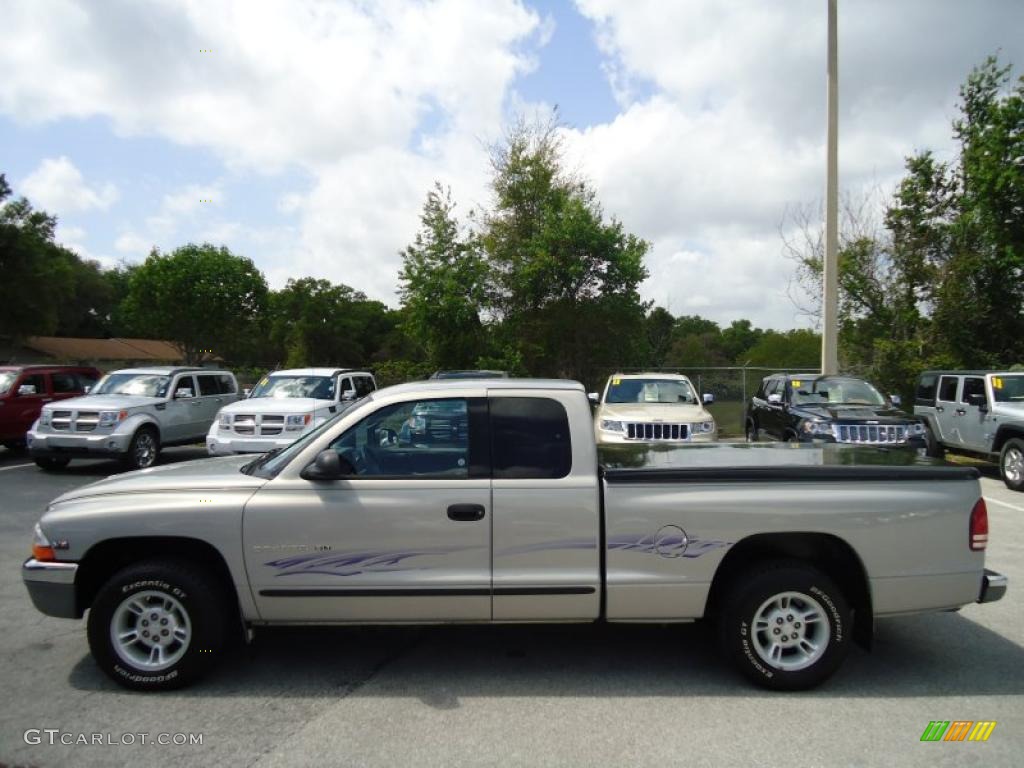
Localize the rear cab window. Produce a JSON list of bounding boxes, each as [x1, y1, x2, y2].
[[961, 377, 986, 403], [489, 397, 572, 479]]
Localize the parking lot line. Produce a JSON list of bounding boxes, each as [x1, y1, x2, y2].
[[985, 497, 1024, 513], [0, 463, 34, 473]]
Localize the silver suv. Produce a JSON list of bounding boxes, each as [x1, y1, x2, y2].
[[27, 366, 240, 471], [914, 370, 1024, 491]]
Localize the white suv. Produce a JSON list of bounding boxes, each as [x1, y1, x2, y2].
[[592, 372, 717, 444], [207, 368, 375, 455]]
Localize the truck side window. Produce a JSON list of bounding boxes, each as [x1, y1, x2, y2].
[[938, 376, 959, 402], [330, 398, 471, 478], [490, 397, 571, 479], [915, 374, 937, 405], [17, 373, 46, 396], [218, 374, 236, 394], [961, 377, 986, 403]]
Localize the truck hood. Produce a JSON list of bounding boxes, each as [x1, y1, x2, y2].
[[790, 404, 914, 423], [42, 394, 162, 411], [219, 397, 327, 414], [50, 455, 265, 505], [599, 403, 713, 423]]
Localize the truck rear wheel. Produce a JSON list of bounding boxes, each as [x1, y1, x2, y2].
[[1000, 438, 1024, 492], [719, 561, 851, 690], [87, 560, 227, 691]]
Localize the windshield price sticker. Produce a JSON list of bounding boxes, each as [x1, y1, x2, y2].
[[993, 377, 1004, 389]]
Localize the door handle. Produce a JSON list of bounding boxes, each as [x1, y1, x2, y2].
[[955, 408, 966, 416], [447, 503, 485, 522], [191, 401, 202, 406], [936, 406, 945, 413]]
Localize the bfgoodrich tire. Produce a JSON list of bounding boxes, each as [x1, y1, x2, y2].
[[87, 560, 227, 691], [1000, 438, 1024, 492], [719, 561, 852, 691]]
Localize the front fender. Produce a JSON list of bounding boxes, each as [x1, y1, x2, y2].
[[113, 412, 162, 439]]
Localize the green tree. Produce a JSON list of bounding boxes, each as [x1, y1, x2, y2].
[[398, 183, 488, 368], [745, 329, 821, 369], [121, 243, 268, 364], [0, 175, 76, 339], [480, 116, 649, 380], [268, 277, 392, 368]]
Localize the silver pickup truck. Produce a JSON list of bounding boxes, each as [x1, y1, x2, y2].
[[22, 379, 1006, 692]]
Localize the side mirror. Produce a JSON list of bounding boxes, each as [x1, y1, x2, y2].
[[967, 393, 988, 411], [341, 389, 356, 401], [889, 394, 902, 407], [83, 384, 92, 394], [17, 384, 37, 396], [702, 393, 715, 405], [587, 393, 600, 404], [767, 393, 783, 405], [243, 388, 252, 398], [300, 449, 354, 481], [174, 388, 194, 399]]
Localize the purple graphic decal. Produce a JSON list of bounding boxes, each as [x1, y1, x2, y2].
[[266, 545, 480, 577]]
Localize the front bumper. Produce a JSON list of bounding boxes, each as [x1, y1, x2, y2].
[[977, 568, 1007, 604], [22, 558, 80, 618], [207, 433, 298, 455], [596, 431, 718, 445], [27, 429, 132, 458]]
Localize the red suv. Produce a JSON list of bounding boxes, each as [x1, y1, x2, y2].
[[0, 365, 101, 451]]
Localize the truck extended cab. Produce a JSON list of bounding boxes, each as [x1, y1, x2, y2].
[[22, 379, 1006, 692]]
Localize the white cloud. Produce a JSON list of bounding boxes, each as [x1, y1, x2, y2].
[[562, 0, 1024, 328], [20, 156, 118, 213], [162, 183, 223, 216], [114, 231, 152, 255], [55, 223, 118, 268]]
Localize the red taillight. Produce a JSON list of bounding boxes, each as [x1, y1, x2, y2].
[[970, 498, 989, 551]]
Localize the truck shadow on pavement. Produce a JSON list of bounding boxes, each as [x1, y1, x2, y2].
[[67, 610, 1023, 701]]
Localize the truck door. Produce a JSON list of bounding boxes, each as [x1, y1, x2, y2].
[[957, 376, 991, 451], [935, 376, 961, 444], [489, 392, 601, 621], [194, 374, 227, 437], [244, 396, 492, 622]]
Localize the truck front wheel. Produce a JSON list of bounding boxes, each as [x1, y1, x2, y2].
[[87, 560, 227, 691], [1000, 438, 1024, 492], [719, 561, 851, 690]]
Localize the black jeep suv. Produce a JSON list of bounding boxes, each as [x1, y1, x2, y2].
[[745, 373, 928, 449]]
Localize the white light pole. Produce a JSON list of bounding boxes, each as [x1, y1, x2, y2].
[[822, 0, 839, 375]]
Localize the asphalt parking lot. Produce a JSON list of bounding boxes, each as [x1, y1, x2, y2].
[[0, 446, 1021, 767]]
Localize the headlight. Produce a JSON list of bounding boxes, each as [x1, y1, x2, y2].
[[801, 420, 833, 436], [693, 420, 715, 434], [40, 410, 52, 426], [600, 419, 624, 432], [909, 422, 926, 435], [98, 410, 127, 427], [218, 413, 232, 429], [286, 414, 312, 431]]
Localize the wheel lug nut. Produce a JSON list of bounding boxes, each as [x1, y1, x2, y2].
[[795, 622, 801, 629], [160, 618, 168, 626], [773, 628, 780, 635], [787, 615, 794, 621], [151, 613, 158, 620], [161, 629, 169, 636], [142, 630, 149, 638], [776, 617, 783, 625], [142, 620, 149, 626]]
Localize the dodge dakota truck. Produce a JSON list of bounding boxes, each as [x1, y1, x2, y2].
[[22, 379, 1006, 692]]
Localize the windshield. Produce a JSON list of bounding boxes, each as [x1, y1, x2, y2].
[[791, 377, 886, 407], [243, 393, 378, 478], [0, 371, 16, 395], [605, 378, 696, 404], [250, 375, 335, 400], [92, 373, 170, 398], [992, 375, 1024, 403]]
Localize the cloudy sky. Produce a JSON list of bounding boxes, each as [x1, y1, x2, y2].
[[2, 0, 1021, 329]]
